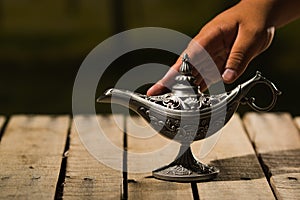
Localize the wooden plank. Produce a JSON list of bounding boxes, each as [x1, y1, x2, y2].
[[63, 115, 123, 200], [0, 116, 5, 131], [294, 117, 300, 131], [244, 113, 300, 200], [126, 116, 193, 200], [194, 114, 275, 199], [0, 115, 69, 200]]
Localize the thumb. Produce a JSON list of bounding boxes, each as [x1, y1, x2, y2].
[[222, 28, 257, 83]]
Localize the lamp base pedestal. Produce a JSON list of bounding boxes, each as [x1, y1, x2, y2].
[[152, 144, 219, 182]]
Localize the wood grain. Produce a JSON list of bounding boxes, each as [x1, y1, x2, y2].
[[126, 116, 193, 200], [244, 113, 300, 200], [194, 114, 275, 199], [2, 113, 295, 199], [0, 115, 70, 200], [63, 115, 123, 200]]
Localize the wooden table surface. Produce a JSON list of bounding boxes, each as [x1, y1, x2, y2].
[[0, 113, 299, 200]]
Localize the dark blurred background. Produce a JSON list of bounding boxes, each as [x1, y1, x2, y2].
[[0, 0, 299, 115]]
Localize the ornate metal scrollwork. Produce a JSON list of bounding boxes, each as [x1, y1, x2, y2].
[[98, 53, 281, 182]]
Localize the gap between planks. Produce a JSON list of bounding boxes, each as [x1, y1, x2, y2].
[[125, 114, 275, 199], [125, 115, 193, 200], [0, 116, 7, 141], [193, 114, 275, 200], [244, 113, 300, 200], [61, 113, 300, 199], [0, 115, 70, 200], [63, 115, 123, 200], [1, 113, 287, 199]]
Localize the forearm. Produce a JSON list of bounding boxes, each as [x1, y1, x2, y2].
[[271, 0, 300, 27], [242, 0, 300, 28]]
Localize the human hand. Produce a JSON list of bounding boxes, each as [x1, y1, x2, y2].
[[147, 0, 276, 96]]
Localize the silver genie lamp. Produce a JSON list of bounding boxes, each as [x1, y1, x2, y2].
[[97, 53, 281, 182]]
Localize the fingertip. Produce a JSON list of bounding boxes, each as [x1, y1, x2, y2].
[[222, 68, 238, 83], [146, 85, 155, 96], [146, 83, 169, 96]]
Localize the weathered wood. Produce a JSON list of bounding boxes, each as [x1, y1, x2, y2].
[[126, 116, 193, 200], [0, 115, 69, 200], [194, 114, 275, 199], [63, 115, 123, 200], [244, 113, 300, 200], [294, 117, 300, 131]]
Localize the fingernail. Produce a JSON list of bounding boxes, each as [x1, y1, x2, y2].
[[222, 69, 237, 82]]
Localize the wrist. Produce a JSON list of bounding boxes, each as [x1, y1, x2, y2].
[[239, 0, 276, 26]]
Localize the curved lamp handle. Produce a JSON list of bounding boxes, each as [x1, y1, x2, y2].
[[240, 72, 282, 112]]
